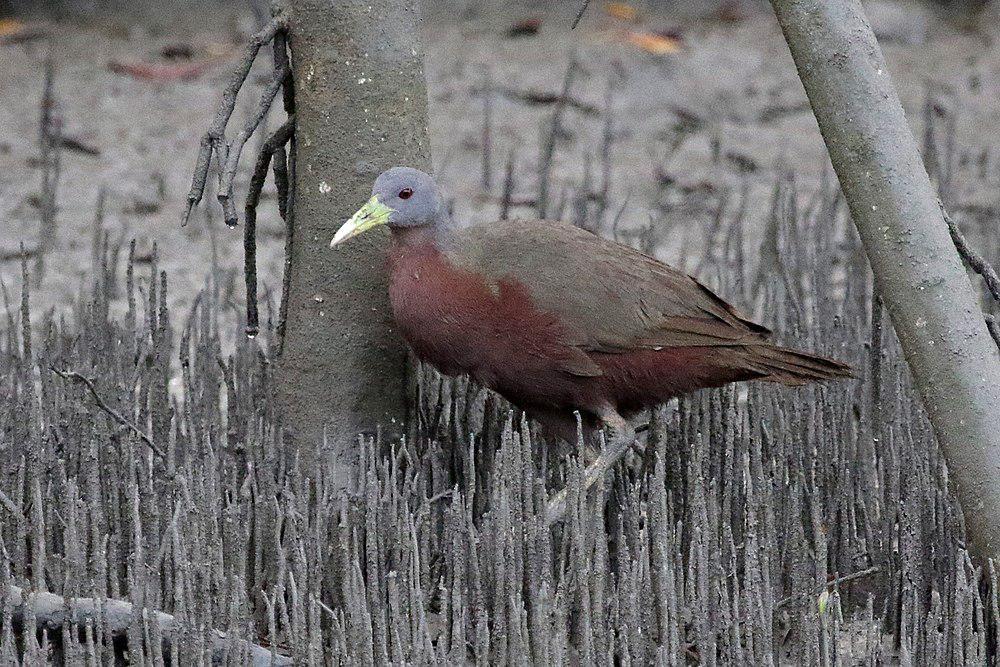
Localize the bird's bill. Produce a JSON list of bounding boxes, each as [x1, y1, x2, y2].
[[330, 196, 393, 247]]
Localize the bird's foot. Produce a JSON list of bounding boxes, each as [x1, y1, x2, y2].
[[543, 408, 634, 527]]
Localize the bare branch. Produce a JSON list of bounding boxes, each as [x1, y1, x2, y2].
[[3, 585, 291, 666], [537, 56, 578, 218], [774, 566, 883, 610], [941, 200, 1000, 304], [35, 48, 61, 286], [571, 0, 592, 29], [243, 117, 295, 338], [50, 368, 165, 458], [218, 64, 290, 227], [941, 200, 1000, 349], [182, 14, 286, 226], [988, 315, 1000, 349]]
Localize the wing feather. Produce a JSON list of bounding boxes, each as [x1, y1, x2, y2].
[[448, 218, 770, 354]]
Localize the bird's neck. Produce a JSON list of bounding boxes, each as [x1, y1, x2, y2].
[[390, 212, 455, 251]]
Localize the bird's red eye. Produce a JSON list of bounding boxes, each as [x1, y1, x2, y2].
[[398, 188, 414, 200]]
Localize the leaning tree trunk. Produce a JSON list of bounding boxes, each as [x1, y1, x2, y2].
[[279, 0, 431, 484], [769, 0, 1000, 560]]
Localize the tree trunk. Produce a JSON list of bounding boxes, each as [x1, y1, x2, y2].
[[279, 0, 431, 485], [768, 0, 1000, 559]]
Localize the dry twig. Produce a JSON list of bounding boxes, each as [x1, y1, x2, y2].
[[217, 63, 290, 227], [182, 14, 286, 226], [35, 49, 61, 286], [941, 200, 1000, 348], [571, 0, 592, 28], [243, 117, 295, 337], [537, 56, 579, 218], [774, 566, 883, 610], [50, 368, 165, 458]]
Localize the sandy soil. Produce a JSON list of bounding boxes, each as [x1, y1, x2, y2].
[[1, 0, 998, 319]]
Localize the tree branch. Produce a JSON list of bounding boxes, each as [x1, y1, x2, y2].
[[941, 200, 1000, 349], [768, 0, 1000, 560], [217, 64, 290, 227], [243, 117, 295, 338], [2, 585, 291, 666], [571, 0, 592, 29], [50, 368, 165, 458], [182, 14, 286, 226], [774, 566, 883, 610]]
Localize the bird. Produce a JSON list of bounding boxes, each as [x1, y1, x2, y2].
[[332, 167, 852, 520]]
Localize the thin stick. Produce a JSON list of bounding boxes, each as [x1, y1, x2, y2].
[[941, 201, 1000, 302], [35, 47, 60, 286], [988, 315, 1000, 349], [500, 147, 516, 221], [277, 135, 296, 352], [218, 64, 290, 227], [537, 56, 578, 219], [571, 0, 592, 29], [481, 68, 493, 192], [243, 117, 295, 338], [0, 247, 38, 262], [182, 15, 285, 226], [272, 11, 295, 116], [50, 368, 165, 458], [774, 566, 883, 610], [597, 78, 614, 226], [869, 295, 884, 410], [273, 143, 289, 221], [941, 200, 1000, 348]]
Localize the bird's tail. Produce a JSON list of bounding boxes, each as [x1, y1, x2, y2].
[[744, 344, 854, 386]]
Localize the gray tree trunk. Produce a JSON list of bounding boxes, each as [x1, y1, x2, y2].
[[769, 0, 1000, 560], [279, 0, 431, 484]]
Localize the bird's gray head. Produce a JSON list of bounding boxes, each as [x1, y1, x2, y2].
[[331, 167, 445, 247]]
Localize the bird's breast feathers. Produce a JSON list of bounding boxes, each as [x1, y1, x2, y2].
[[387, 244, 601, 380]]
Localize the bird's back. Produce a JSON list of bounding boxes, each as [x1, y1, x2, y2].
[[447, 218, 773, 354]]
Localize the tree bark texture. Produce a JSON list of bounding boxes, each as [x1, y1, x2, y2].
[[769, 0, 1000, 559], [280, 0, 431, 483]]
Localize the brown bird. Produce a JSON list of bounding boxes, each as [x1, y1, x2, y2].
[[333, 167, 852, 520]]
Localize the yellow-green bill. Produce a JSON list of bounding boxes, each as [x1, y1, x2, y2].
[[330, 196, 394, 247]]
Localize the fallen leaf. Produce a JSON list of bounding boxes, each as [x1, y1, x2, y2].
[[108, 58, 217, 82], [0, 18, 24, 37], [0, 19, 48, 45], [506, 18, 541, 38], [604, 2, 638, 21], [60, 136, 101, 157], [624, 30, 682, 55], [160, 43, 194, 61]]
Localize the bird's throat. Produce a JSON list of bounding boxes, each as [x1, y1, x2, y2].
[[390, 211, 455, 250]]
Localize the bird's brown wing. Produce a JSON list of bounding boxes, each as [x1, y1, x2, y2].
[[447, 218, 772, 357]]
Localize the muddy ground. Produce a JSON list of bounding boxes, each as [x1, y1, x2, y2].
[[1, 0, 998, 321]]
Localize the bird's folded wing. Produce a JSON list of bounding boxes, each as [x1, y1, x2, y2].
[[450, 218, 770, 354]]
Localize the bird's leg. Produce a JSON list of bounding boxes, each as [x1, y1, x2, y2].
[[544, 407, 634, 527]]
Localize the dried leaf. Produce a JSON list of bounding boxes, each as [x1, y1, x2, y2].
[[623, 30, 682, 55], [0, 19, 23, 37], [108, 59, 217, 82], [506, 18, 541, 38], [0, 19, 48, 45], [604, 2, 638, 21]]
